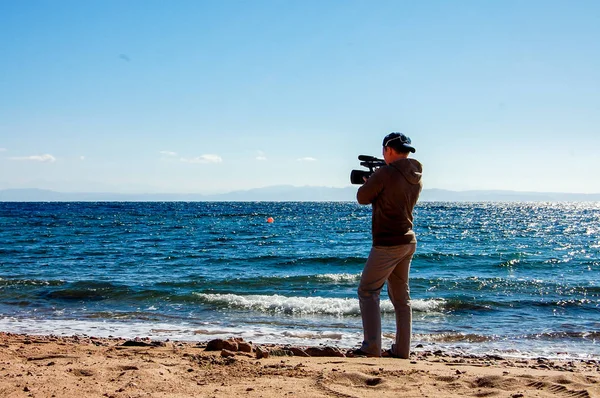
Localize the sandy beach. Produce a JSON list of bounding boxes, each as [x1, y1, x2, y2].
[[1, 332, 598, 398]]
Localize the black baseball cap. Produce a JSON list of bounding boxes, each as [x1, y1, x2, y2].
[[382, 132, 416, 153]]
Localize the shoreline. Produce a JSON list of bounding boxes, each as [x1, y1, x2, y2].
[[3, 317, 598, 362], [1, 332, 599, 398]]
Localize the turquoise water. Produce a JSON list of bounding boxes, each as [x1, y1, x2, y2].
[[0, 202, 598, 359]]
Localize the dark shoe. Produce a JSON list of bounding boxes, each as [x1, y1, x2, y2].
[[347, 348, 380, 358], [381, 349, 407, 359]]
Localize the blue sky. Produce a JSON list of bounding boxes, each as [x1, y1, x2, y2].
[[1, 0, 599, 194]]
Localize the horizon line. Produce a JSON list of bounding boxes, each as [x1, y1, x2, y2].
[[1, 187, 600, 196]]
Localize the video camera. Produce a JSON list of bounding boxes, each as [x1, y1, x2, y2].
[[350, 155, 386, 184]]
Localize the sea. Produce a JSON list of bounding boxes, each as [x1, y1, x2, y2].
[[0, 201, 598, 360]]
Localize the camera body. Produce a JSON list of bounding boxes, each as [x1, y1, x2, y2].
[[350, 155, 386, 184]]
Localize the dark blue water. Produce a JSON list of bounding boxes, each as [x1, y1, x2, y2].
[[0, 202, 598, 359]]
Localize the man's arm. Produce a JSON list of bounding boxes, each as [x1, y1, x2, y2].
[[356, 168, 385, 204]]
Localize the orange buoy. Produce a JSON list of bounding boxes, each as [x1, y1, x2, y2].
[[267, 217, 274, 223]]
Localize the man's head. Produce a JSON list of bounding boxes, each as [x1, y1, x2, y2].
[[382, 132, 415, 164]]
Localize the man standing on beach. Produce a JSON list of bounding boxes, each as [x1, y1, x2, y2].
[[355, 132, 423, 358]]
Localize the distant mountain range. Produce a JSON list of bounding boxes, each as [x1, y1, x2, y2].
[[1, 187, 600, 202]]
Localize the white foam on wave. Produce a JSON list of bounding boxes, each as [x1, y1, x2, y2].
[[282, 330, 344, 340], [411, 298, 446, 313], [0, 316, 195, 340], [194, 293, 445, 315], [0, 316, 363, 348], [195, 293, 360, 316], [313, 273, 361, 283]]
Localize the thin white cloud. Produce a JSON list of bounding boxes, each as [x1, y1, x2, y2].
[[255, 150, 267, 161], [297, 157, 317, 162], [160, 151, 178, 156], [0, 148, 7, 152], [80, 156, 85, 161], [180, 154, 223, 164], [9, 154, 56, 163]]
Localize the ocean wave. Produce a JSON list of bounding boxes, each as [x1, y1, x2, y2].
[[209, 254, 366, 267], [85, 311, 163, 321], [313, 273, 361, 283], [498, 258, 522, 267], [11, 274, 360, 303], [282, 330, 344, 340], [241, 255, 366, 266], [414, 332, 495, 343], [0, 278, 65, 287], [426, 296, 598, 312], [167, 272, 362, 288], [43, 281, 131, 301], [192, 293, 445, 316], [526, 298, 600, 308], [233, 272, 361, 284], [413, 275, 600, 296], [442, 299, 494, 312], [292, 256, 366, 265], [194, 293, 359, 315], [524, 331, 600, 340], [413, 330, 600, 344]]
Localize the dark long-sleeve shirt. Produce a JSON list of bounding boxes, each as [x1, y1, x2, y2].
[[357, 158, 423, 246]]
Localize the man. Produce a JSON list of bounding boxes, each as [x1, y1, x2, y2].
[[355, 132, 423, 358]]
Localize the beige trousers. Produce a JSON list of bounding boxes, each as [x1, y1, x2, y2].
[[358, 244, 415, 358]]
